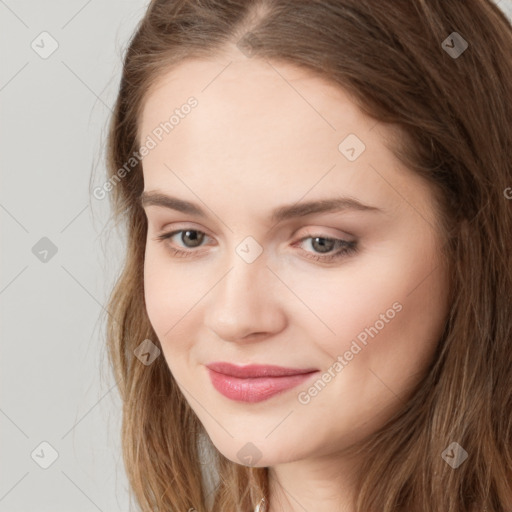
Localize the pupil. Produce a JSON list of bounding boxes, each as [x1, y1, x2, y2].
[[312, 237, 334, 253], [183, 230, 203, 247]]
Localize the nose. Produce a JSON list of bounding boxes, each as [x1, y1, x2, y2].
[[203, 255, 287, 343]]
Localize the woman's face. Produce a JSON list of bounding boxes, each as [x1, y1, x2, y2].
[[139, 54, 450, 468]]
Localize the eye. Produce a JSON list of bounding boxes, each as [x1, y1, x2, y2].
[[154, 229, 211, 257], [294, 234, 357, 262], [153, 228, 358, 263]]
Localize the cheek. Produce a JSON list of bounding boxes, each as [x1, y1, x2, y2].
[[143, 246, 209, 359], [143, 247, 188, 348], [295, 238, 449, 386], [143, 248, 168, 330]]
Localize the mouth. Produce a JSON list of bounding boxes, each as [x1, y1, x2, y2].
[[205, 362, 319, 403]]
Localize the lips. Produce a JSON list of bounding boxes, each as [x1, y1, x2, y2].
[[206, 362, 318, 378], [206, 362, 319, 402]]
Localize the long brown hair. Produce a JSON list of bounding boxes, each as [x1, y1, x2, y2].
[[98, 1, 512, 510]]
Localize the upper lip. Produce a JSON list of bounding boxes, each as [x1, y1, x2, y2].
[[206, 362, 319, 378]]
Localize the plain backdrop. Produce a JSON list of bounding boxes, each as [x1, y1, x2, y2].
[[1, 1, 511, 511]]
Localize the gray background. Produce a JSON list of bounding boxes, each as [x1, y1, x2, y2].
[[1, 1, 511, 510]]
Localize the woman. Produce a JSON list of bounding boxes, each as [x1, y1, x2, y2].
[[101, 0, 512, 510]]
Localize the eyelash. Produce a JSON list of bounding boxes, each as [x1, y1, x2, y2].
[[154, 228, 357, 263]]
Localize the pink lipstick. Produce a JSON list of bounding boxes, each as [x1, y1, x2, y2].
[[206, 362, 319, 403]]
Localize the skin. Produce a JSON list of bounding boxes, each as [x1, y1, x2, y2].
[[139, 48, 451, 512]]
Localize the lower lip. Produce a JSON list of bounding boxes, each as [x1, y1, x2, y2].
[[207, 368, 318, 403]]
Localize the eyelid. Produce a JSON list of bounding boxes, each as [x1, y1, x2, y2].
[[156, 221, 214, 238], [154, 224, 357, 255], [154, 222, 354, 243], [294, 225, 356, 247], [156, 228, 358, 265]]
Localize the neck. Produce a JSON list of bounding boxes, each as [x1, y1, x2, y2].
[[266, 451, 361, 512]]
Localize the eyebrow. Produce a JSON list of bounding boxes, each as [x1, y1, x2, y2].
[[140, 190, 383, 223]]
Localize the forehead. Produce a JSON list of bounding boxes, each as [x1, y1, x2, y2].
[[139, 56, 371, 150], [137, 56, 433, 226]]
